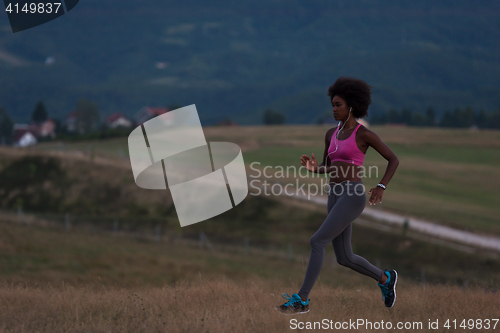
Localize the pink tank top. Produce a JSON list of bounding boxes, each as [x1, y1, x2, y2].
[[327, 123, 365, 166]]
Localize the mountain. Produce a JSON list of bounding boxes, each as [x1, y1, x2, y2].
[[1, 0, 499, 125]]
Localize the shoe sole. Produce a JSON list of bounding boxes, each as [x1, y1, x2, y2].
[[274, 307, 310, 315], [387, 270, 398, 308]]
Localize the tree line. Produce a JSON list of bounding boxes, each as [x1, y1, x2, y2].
[[2, 103, 500, 145], [369, 106, 500, 129]]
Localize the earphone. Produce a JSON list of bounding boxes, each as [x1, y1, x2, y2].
[[323, 107, 353, 192], [327, 107, 352, 157]]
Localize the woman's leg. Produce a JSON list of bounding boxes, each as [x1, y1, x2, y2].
[[297, 187, 366, 300], [333, 223, 384, 281]]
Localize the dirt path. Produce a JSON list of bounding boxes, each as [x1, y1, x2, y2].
[[288, 184, 500, 253]]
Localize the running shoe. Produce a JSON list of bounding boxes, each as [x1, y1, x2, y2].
[[378, 269, 397, 308], [275, 293, 310, 315]]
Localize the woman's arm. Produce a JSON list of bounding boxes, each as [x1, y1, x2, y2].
[[360, 129, 399, 205]]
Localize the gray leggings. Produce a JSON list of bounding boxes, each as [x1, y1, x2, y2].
[[298, 181, 384, 299]]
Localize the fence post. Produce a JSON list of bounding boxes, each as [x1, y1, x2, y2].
[[65, 213, 71, 232], [403, 216, 410, 236], [113, 219, 119, 237], [287, 243, 293, 262], [155, 224, 161, 243], [168, 231, 177, 244], [199, 231, 204, 250], [198, 232, 213, 253], [244, 236, 249, 255], [17, 206, 22, 224]]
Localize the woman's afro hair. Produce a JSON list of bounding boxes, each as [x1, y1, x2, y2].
[[328, 77, 372, 118]]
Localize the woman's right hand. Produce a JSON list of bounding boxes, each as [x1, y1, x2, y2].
[[300, 153, 318, 173]]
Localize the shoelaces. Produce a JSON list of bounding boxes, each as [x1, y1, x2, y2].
[[282, 293, 301, 306]]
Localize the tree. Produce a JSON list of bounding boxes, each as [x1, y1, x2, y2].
[[410, 112, 427, 126], [439, 110, 454, 127], [369, 109, 387, 125], [386, 109, 400, 123], [316, 111, 332, 125], [486, 108, 500, 129], [474, 109, 487, 128], [0, 108, 14, 145], [439, 107, 474, 128], [425, 107, 436, 126], [400, 108, 412, 125], [460, 106, 475, 128], [75, 99, 100, 134], [263, 109, 285, 125], [32, 101, 48, 124]]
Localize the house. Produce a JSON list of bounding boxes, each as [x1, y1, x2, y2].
[[12, 125, 37, 147], [134, 107, 169, 125], [65, 111, 77, 132], [105, 113, 132, 129], [30, 119, 56, 138]]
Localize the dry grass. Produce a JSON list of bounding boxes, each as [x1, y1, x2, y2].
[[1, 208, 500, 332], [0, 277, 499, 332], [0, 147, 174, 218], [1, 126, 497, 332], [1, 213, 500, 331]]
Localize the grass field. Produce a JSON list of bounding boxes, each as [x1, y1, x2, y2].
[[2, 277, 499, 332], [3, 211, 500, 288], [1, 217, 500, 332], [2, 141, 500, 289], [3, 125, 499, 331], [29, 125, 500, 235]]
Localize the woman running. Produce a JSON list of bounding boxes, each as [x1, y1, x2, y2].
[[277, 77, 400, 314]]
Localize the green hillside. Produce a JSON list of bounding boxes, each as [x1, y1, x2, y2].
[[20, 124, 500, 236], [1, 0, 500, 124]]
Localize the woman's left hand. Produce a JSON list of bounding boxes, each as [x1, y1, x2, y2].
[[300, 153, 318, 173], [368, 187, 384, 205]]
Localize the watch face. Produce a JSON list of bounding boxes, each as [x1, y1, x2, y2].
[[4, 0, 79, 33]]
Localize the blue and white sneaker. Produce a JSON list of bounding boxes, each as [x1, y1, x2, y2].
[[378, 269, 397, 308], [275, 293, 310, 314]]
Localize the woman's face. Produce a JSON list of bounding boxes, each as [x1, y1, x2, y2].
[[331, 95, 350, 121]]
